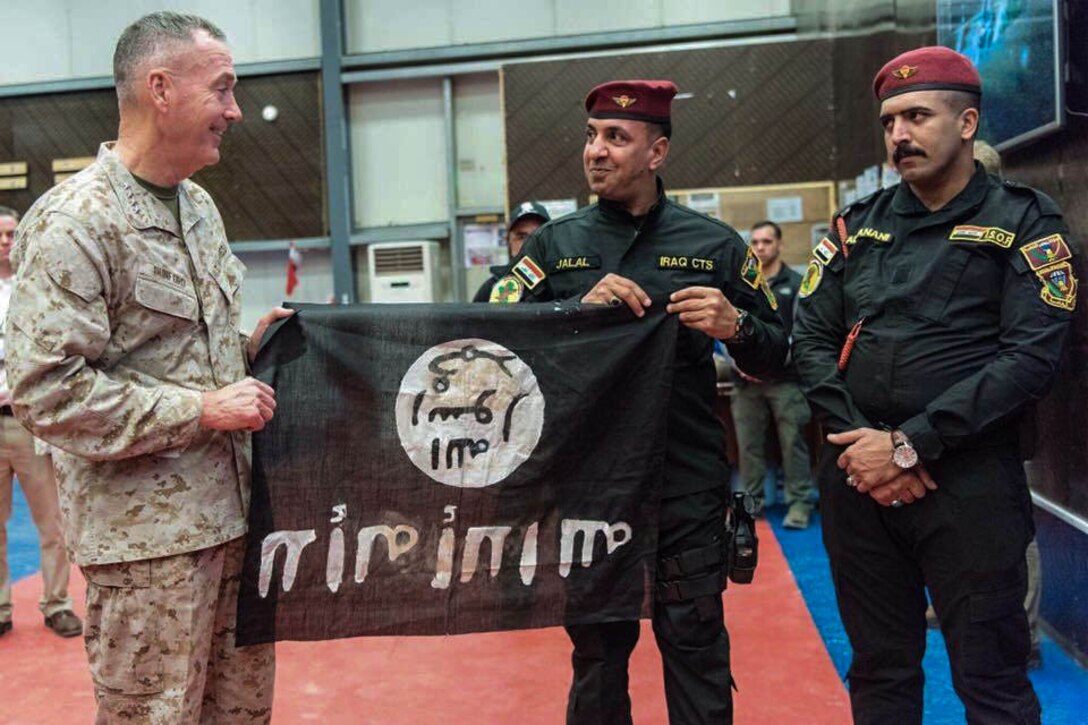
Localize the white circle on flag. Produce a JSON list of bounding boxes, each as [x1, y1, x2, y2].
[[395, 338, 545, 488]]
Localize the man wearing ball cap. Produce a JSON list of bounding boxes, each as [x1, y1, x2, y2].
[[794, 46, 1076, 723], [509, 79, 788, 723]]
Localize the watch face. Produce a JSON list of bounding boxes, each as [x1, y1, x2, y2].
[[893, 445, 919, 469]]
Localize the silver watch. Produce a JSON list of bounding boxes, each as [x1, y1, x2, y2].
[[891, 429, 918, 469]]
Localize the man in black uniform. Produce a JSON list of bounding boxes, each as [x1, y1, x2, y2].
[[501, 79, 787, 724], [731, 220, 815, 528], [472, 201, 550, 302], [793, 47, 1076, 724]]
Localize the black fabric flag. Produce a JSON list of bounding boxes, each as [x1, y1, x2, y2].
[[237, 303, 678, 644]]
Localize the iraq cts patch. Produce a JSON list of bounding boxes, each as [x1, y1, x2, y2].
[[512, 256, 546, 289], [798, 259, 823, 298], [740, 247, 762, 289], [1020, 234, 1072, 271], [948, 225, 1016, 248], [489, 275, 523, 303], [1035, 261, 1078, 311]]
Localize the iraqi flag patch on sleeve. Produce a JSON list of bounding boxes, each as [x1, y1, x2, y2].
[[512, 256, 546, 289]]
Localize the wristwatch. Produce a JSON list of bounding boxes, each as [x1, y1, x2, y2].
[[732, 308, 754, 343], [891, 429, 919, 469]]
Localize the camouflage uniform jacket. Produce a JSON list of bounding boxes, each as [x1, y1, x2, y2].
[[4, 143, 251, 566]]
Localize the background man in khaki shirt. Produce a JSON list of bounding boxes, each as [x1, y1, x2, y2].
[[0, 205, 81, 640], [5, 12, 290, 722]]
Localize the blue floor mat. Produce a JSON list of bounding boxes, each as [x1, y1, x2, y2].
[[767, 505, 1088, 724]]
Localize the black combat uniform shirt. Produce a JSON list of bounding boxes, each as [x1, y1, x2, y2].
[[512, 180, 789, 496], [793, 164, 1077, 461], [472, 265, 507, 302]]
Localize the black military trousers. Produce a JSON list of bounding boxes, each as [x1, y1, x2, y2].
[[819, 442, 1041, 725], [565, 487, 732, 725]]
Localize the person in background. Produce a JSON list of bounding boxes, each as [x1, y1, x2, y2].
[[793, 47, 1075, 723], [5, 12, 291, 722], [730, 220, 815, 528], [0, 205, 81, 639], [474, 201, 551, 303]]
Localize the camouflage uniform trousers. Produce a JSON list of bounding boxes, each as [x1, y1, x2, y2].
[[81, 537, 275, 724]]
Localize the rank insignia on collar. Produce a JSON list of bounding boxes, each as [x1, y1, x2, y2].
[[892, 65, 918, 79], [1036, 261, 1078, 311], [1020, 234, 1072, 271], [489, 275, 523, 304], [612, 95, 636, 108], [760, 277, 779, 310], [740, 247, 762, 289], [813, 237, 838, 265], [512, 256, 546, 289], [948, 225, 1015, 248], [799, 259, 823, 298]]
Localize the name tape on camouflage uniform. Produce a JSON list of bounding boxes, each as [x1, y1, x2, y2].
[[813, 238, 838, 265], [799, 259, 823, 298], [489, 275, 523, 304], [948, 225, 1016, 248], [1020, 234, 1072, 272], [1036, 261, 1078, 311], [740, 247, 761, 289], [512, 256, 546, 289], [551, 255, 601, 272], [658, 255, 716, 272]]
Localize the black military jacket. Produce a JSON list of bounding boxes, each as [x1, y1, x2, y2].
[[512, 180, 788, 496], [793, 165, 1077, 461]]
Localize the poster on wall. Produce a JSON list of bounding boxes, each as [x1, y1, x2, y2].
[[464, 223, 507, 267]]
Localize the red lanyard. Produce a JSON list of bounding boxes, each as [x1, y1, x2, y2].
[[838, 317, 866, 372]]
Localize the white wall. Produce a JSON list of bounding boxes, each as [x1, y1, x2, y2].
[[345, 0, 791, 53], [236, 247, 334, 333], [0, 0, 320, 86]]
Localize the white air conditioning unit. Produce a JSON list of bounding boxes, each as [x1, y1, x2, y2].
[[367, 241, 441, 303]]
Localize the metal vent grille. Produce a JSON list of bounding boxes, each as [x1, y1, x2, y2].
[[373, 246, 425, 273]]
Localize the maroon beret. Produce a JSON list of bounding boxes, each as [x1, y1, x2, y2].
[[584, 80, 678, 124], [873, 46, 981, 101]]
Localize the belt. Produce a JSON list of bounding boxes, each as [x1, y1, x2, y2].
[[0, 405, 13, 416]]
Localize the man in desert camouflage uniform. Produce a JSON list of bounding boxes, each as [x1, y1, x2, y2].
[[5, 12, 290, 723]]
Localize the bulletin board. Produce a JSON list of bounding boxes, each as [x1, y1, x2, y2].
[[670, 181, 837, 268]]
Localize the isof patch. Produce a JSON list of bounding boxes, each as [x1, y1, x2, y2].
[[512, 256, 546, 289], [1020, 234, 1072, 271], [948, 225, 1016, 248], [798, 259, 824, 298], [488, 275, 523, 304], [1036, 261, 1078, 311], [550, 255, 601, 273], [739, 247, 761, 289], [658, 255, 716, 272], [760, 277, 779, 311], [813, 237, 838, 265]]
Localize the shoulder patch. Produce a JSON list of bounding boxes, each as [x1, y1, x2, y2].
[[511, 256, 546, 289], [488, 275, 523, 304], [760, 276, 779, 310], [813, 237, 838, 265], [948, 225, 1015, 248], [798, 260, 824, 298], [739, 247, 761, 289], [1036, 261, 1078, 311], [1020, 234, 1072, 271]]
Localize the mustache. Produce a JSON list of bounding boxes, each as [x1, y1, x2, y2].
[[893, 144, 926, 163]]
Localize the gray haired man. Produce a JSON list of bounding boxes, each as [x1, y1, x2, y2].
[[5, 12, 290, 722]]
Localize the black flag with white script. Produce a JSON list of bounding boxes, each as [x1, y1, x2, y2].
[[236, 303, 677, 644]]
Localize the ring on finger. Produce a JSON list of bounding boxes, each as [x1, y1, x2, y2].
[[608, 296, 622, 306], [890, 498, 904, 508], [846, 475, 858, 488]]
